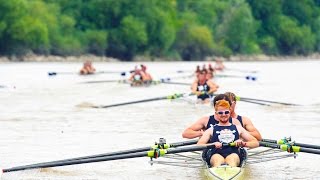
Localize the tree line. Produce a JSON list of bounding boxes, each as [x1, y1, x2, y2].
[[0, 0, 319, 61]]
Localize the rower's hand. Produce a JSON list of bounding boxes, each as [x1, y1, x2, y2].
[[235, 140, 247, 147], [214, 142, 222, 149]]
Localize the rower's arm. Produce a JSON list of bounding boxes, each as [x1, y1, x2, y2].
[[237, 125, 259, 148], [128, 74, 134, 81], [197, 127, 213, 145], [182, 116, 208, 139], [243, 117, 262, 141], [207, 80, 219, 94], [191, 81, 201, 95]]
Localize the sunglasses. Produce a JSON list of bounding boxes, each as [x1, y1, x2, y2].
[[216, 110, 230, 115]]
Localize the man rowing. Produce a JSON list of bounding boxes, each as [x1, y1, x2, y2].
[[79, 60, 96, 75], [191, 69, 219, 104], [128, 67, 147, 86], [140, 64, 153, 83], [206, 63, 215, 80], [213, 59, 225, 71], [182, 94, 241, 138], [182, 93, 261, 140], [197, 99, 259, 167]]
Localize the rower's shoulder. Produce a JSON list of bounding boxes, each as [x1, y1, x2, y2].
[[240, 115, 253, 124], [231, 117, 241, 125]]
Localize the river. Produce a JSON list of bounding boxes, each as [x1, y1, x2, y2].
[[0, 60, 319, 180]]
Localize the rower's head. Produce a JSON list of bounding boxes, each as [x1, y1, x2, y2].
[[198, 69, 207, 80], [206, 71, 214, 80], [141, 64, 147, 71], [195, 65, 201, 75], [225, 92, 237, 112], [214, 99, 231, 123], [212, 94, 232, 107]]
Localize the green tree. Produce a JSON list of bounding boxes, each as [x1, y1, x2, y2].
[[107, 15, 147, 60], [174, 25, 214, 60], [275, 15, 315, 54], [216, 1, 260, 54]]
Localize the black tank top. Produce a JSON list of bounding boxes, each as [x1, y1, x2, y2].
[[209, 124, 240, 155], [206, 115, 232, 130], [236, 115, 244, 127]]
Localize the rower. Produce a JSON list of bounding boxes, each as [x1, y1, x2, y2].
[[128, 65, 151, 86], [191, 69, 219, 103], [195, 65, 201, 77], [206, 64, 215, 80], [79, 60, 96, 75], [129, 69, 145, 86], [225, 92, 262, 140], [140, 64, 153, 84], [182, 94, 242, 139], [197, 99, 259, 167], [213, 58, 225, 71]]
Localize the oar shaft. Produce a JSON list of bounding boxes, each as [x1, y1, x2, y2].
[[262, 139, 320, 149], [94, 97, 168, 108], [3, 151, 148, 173], [93, 93, 189, 108], [241, 99, 271, 106], [294, 143, 320, 150], [13, 139, 198, 168], [259, 142, 320, 155], [239, 97, 299, 106], [161, 82, 190, 86], [82, 80, 126, 84], [299, 147, 320, 154], [170, 139, 198, 147]]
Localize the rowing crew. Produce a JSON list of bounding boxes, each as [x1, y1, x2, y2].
[[80, 61, 96, 75], [192, 69, 219, 103], [182, 92, 261, 167], [128, 64, 153, 86]]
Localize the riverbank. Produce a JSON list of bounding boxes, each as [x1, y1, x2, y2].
[[1, 53, 320, 62]]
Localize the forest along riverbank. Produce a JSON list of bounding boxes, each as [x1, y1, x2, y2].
[[1, 54, 320, 63]]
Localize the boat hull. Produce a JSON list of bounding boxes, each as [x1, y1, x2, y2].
[[207, 165, 242, 180]]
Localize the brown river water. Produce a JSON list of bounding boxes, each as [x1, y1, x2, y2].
[[0, 60, 319, 180]]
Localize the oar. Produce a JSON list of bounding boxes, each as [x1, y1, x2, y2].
[[210, 94, 298, 106], [2, 139, 198, 173], [81, 79, 128, 84], [92, 93, 194, 108], [259, 142, 320, 155], [160, 81, 190, 86], [262, 138, 320, 150], [2, 142, 228, 173], [240, 99, 271, 106], [225, 68, 258, 74], [48, 71, 129, 76], [236, 96, 300, 106], [215, 74, 257, 81]]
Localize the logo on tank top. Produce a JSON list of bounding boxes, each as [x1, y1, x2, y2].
[[134, 74, 142, 81], [198, 85, 207, 91], [216, 129, 236, 143]]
